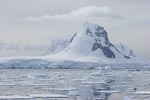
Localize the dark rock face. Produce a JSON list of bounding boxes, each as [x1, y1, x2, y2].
[[92, 43, 115, 58], [129, 50, 135, 57], [70, 33, 77, 43], [90, 25, 116, 58], [85, 28, 92, 35], [92, 43, 102, 51], [124, 55, 130, 59], [95, 26, 110, 45], [102, 47, 115, 58]]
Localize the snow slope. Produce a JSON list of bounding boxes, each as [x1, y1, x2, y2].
[[0, 22, 149, 69]]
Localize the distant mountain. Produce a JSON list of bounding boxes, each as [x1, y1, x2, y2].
[[42, 40, 70, 55]]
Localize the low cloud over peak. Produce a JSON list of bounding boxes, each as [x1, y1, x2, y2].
[[24, 6, 123, 21]]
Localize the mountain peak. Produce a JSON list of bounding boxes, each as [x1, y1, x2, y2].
[[62, 22, 119, 58], [62, 22, 136, 59], [83, 22, 111, 47], [84, 22, 103, 29], [83, 22, 104, 35]]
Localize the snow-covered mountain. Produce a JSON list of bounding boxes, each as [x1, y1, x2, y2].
[[42, 40, 70, 55], [0, 22, 149, 69], [50, 22, 136, 61], [44, 22, 135, 59]]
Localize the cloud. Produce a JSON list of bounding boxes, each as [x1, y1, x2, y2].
[[0, 42, 48, 51], [0, 42, 20, 51], [6, 44, 20, 51], [0, 42, 6, 50], [23, 44, 48, 51], [25, 6, 123, 21]]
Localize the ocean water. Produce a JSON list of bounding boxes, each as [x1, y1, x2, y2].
[[0, 68, 150, 100]]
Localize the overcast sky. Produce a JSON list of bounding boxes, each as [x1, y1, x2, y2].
[[0, 0, 150, 60]]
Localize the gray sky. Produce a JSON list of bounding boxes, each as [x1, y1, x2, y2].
[[0, 0, 150, 60]]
